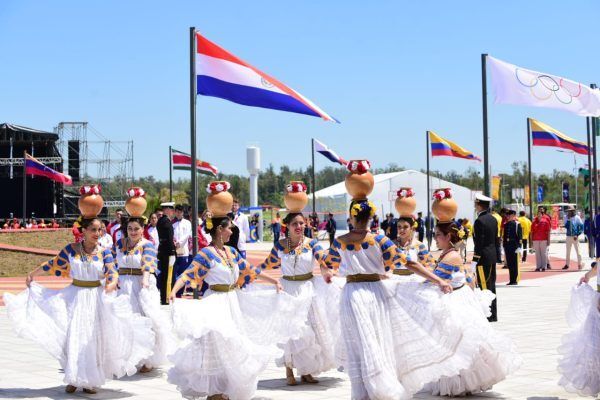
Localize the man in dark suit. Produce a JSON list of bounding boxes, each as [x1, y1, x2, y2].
[[157, 202, 176, 305], [503, 209, 522, 285], [472, 194, 499, 322], [416, 212, 425, 243], [326, 213, 337, 246]]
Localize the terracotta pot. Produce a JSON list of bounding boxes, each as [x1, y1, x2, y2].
[[126, 196, 147, 217], [207, 191, 234, 217], [345, 171, 374, 200], [78, 194, 104, 218], [285, 191, 308, 213], [432, 194, 458, 223], [395, 196, 416, 217]]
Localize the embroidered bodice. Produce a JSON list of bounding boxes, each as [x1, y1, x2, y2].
[[41, 243, 118, 284]]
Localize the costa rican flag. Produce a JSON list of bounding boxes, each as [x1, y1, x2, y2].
[[172, 148, 219, 177], [196, 33, 338, 122], [25, 153, 72, 185], [313, 138, 347, 165]]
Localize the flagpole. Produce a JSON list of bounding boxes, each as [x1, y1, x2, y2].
[[169, 146, 173, 202], [190, 27, 198, 256], [426, 130, 431, 250], [481, 53, 490, 197], [311, 138, 316, 218], [22, 151, 27, 226], [586, 116, 594, 257], [526, 118, 533, 220], [591, 84, 598, 215]]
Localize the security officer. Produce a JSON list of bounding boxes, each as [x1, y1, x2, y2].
[[157, 202, 176, 305], [503, 209, 522, 285], [472, 194, 499, 322]]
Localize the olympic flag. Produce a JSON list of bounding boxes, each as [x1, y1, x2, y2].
[[488, 56, 600, 117]]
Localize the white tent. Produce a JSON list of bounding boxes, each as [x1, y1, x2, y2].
[[308, 169, 481, 229]]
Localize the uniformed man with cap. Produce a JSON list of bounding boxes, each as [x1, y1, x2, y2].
[[157, 202, 176, 305], [472, 194, 499, 322]]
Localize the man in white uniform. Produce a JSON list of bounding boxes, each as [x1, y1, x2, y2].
[[232, 199, 250, 259], [172, 205, 192, 297]]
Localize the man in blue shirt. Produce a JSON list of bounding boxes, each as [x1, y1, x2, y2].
[[564, 206, 584, 270]]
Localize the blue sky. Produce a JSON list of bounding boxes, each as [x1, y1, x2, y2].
[[1, 1, 598, 180]]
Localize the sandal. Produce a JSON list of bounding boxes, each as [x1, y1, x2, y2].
[[65, 385, 77, 393], [286, 367, 297, 386], [301, 374, 319, 384], [83, 388, 97, 394]]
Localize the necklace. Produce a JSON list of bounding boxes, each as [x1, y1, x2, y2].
[[351, 229, 369, 234], [286, 235, 304, 275], [212, 245, 235, 278], [79, 241, 97, 263], [126, 237, 141, 252]]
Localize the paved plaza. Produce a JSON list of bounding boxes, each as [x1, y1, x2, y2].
[[0, 241, 595, 399]]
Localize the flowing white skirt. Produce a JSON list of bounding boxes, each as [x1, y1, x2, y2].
[[276, 276, 341, 375], [118, 274, 174, 367], [420, 285, 521, 396], [4, 282, 154, 388], [558, 283, 600, 397], [168, 285, 311, 400], [338, 279, 477, 400]]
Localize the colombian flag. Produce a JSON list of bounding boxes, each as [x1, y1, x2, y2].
[[25, 153, 72, 185], [429, 131, 481, 161], [530, 118, 589, 155]]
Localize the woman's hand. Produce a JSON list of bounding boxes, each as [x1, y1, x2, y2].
[[275, 282, 283, 293], [142, 272, 150, 289], [321, 268, 333, 284], [168, 291, 177, 304], [105, 282, 117, 293], [438, 280, 453, 294], [25, 273, 34, 287], [579, 274, 590, 285]]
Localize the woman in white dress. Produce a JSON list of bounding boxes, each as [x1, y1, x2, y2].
[[422, 191, 521, 396], [114, 187, 173, 373], [259, 181, 339, 385], [167, 181, 311, 400], [558, 261, 600, 397], [4, 185, 154, 394]]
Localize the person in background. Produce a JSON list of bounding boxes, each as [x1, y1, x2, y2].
[[157, 202, 176, 305], [231, 198, 250, 258], [25, 218, 33, 229], [416, 211, 425, 243], [144, 212, 159, 246], [457, 218, 470, 262], [503, 210, 522, 285], [491, 208, 503, 264], [71, 220, 83, 242], [370, 214, 380, 234], [107, 209, 124, 243], [271, 212, 282, 243], [98, 220, 114, 249], [325, 212, 336, 246], [531, 207, 552, 272], [381, 213, 398, 240], [12, 217, 21, 229], [50, 219, 60, 228], [593, 206, 600, 266], [173, 205, 192, 297], [31, 219, 39, 229], [518, 211, 532, 263], [564, 206, 583, 270]]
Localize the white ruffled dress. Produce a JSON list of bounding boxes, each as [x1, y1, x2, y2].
[[260, 238, 340, 376], [558, 280, 600, 397], [422, 255, 521, 396], [114, 238, 174, 368], [168, 246, 311, 400], [4, 243, 154, 389], [391, 239, 430, 283], [324, 234, 478, 400]]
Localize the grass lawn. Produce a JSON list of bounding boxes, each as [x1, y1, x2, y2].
[[0, 230, 72, 277]]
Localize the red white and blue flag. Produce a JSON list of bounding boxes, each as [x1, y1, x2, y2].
[[25, 153, 72, 185], [314, 138, 347, 165], [171, 148, 219, 177], [195, 33, 338, 122]]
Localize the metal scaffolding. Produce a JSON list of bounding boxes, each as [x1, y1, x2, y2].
[[54, 122, 134, 215]]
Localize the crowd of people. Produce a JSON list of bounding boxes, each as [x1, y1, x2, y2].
[[1, 217, 61, 230]]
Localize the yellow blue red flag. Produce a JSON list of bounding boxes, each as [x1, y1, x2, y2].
[[429, 131, 481, 161]]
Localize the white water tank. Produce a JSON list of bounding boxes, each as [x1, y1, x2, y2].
[[247, 146, 260, 175]]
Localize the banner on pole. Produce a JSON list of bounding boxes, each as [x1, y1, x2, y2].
[[524, 185, 530, 205], [492, 176, 501, 200], [537, 185, 544, 203], [488, 55, 600, 117]]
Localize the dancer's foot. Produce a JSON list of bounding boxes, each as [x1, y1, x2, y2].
[[65, 385, 77, 393], [301, 375, 319, 384], [207, 395, 227, 400], [83, 388, 97, 394], [139, 365, 153, 373], [562, 265, 569, 270], [286, 367, 297, 386]]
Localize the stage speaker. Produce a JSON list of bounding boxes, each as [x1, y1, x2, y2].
[[68, 140, 80, 181]]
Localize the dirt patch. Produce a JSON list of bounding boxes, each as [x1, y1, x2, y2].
[[0, 230, 72, 251], [0, 250, 51, 277]]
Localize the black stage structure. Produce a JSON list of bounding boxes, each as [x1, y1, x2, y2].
[[0, 123, 65, 219]]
